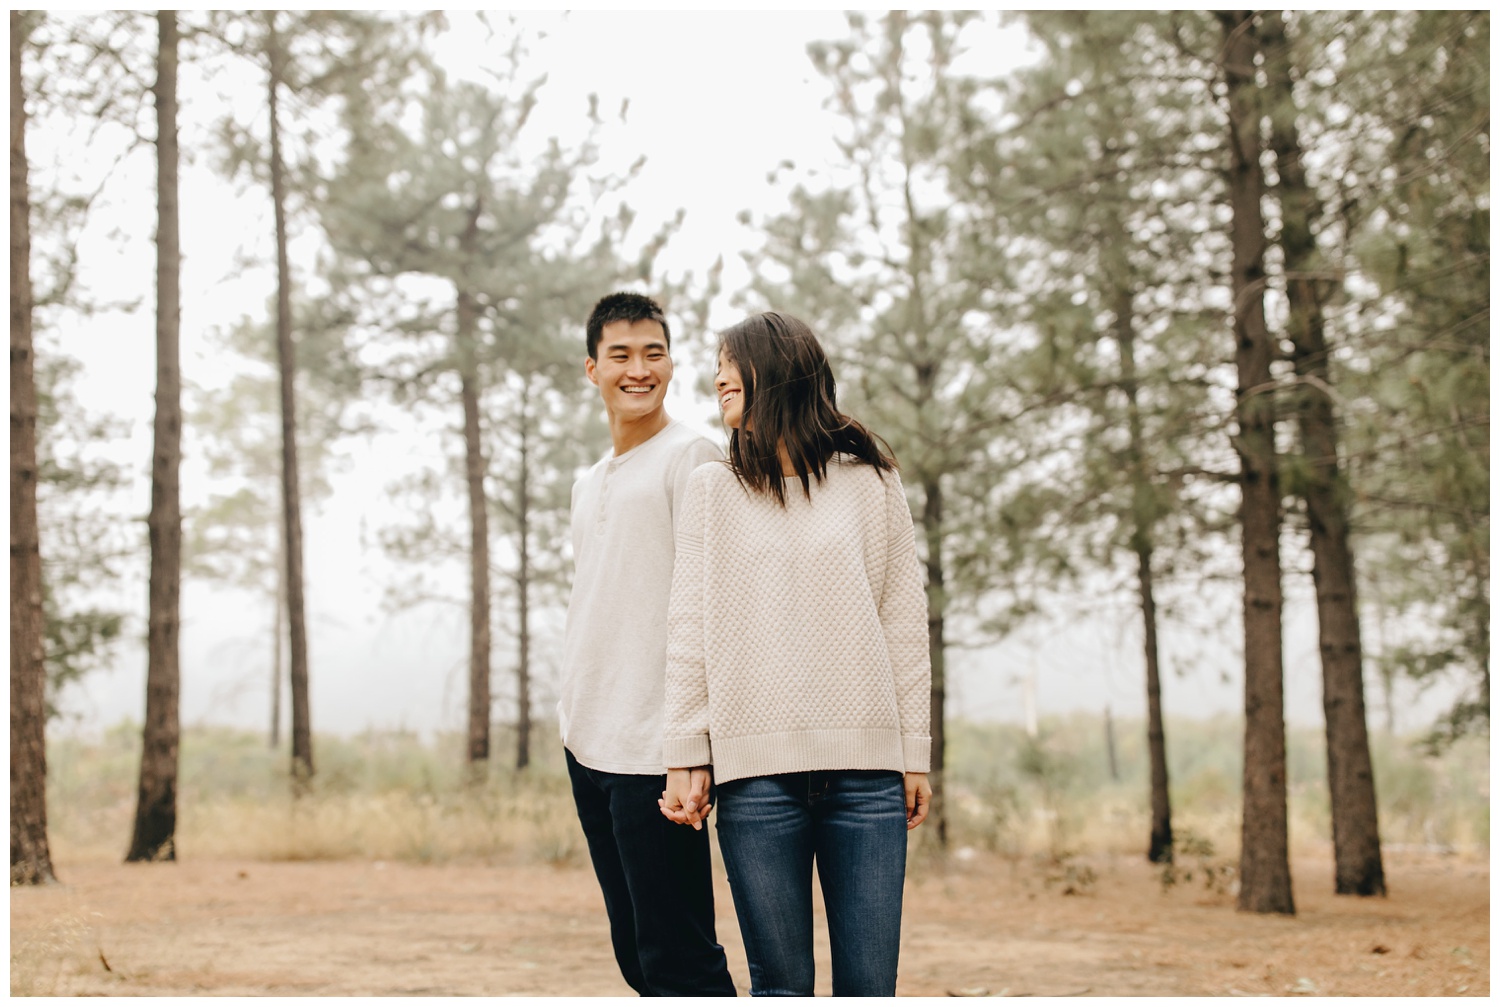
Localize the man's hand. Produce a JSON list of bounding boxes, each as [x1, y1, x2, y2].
[[659, 767, 713, 829], [904, 772, 932, 830]]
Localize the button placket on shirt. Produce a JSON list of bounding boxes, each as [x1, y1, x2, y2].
[[596, 459, 620, 536]]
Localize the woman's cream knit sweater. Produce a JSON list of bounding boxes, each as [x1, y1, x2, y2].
[[662, 456, 932, 784]]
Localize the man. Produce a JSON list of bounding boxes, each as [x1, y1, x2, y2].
[[557, 291, 736, 996]]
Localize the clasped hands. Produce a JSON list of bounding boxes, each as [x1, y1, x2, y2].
[[660, 768, 935, 831], [659, 767, 713, 830]]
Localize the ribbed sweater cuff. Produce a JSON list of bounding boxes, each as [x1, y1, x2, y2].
[[662, 735, 712, 769], [902, 734, 931, 774]]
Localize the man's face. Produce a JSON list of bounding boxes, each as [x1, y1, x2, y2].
[[586, 318, 673, 421]]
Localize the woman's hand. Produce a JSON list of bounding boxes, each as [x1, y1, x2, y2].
[[904, 772, 932, 830], [659, 767, 713, 829]]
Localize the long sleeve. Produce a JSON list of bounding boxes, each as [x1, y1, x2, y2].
[[662, 468, 713, 769], [879, 471, 932, 773], [667, 437, 723, 534]]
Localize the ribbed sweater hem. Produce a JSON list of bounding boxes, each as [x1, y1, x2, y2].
[[686, 728, 929, 784]]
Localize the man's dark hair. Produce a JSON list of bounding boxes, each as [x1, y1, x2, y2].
[[586, 292, 671, 360]]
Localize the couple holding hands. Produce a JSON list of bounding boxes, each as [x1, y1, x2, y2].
[[557, 292, 932, 997]]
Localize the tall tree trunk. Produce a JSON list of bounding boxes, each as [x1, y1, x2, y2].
[[1137, 545, 1172, 863], [267, 13, 313, 787], [1259, 10, 1384, 897], [1218, 9, 1294, 915], [270, 533, 284, 750], [459, 201, 491, 773], [1090, 85, 1175, 866], [1116, 290, 1173, 864], [906, 170, 946, 844], [515, 380, 533, 772], [127, 10, 182, 863], [1103, 706, 1120, 782], [10, 9, 57, 886], [1370, 596, 1397, 736], [921, 472, 948, 846]]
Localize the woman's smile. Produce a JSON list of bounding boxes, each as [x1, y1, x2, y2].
[[715, 352, 746, 429]]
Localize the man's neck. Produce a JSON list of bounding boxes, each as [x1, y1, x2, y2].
[[609, 409, 672, 457]]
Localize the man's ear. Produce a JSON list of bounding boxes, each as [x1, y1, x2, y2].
[[584, 355, 599, 386]]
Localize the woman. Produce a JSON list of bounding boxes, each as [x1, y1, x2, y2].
[[659, 311, 932, 997]]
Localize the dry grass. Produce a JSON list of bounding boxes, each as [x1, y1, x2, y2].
[[41, 715, 1488, 871], [181, 783, 586, 865], [9, 901, 94, 997], [47, 727, 586, 867]]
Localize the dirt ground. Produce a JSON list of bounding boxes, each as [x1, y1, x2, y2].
[[11, 845, 1488, 997]]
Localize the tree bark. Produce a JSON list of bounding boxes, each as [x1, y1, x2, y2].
[[906, 200, 946, 845], [515, 380, 533, 772], [1104, 706, 1120, 782], [127, 9, 182, 863], [921, 472, 948, 846], [271, 534, 284, 750], [10, 9, 58, 886], [1116, 289, 1173, 864], [458, 201, 491, 772], [1218, 9, 1295, 915], [267, 13, 313, 787], [1259, 9, 1384, 897], [1138, 546, 1173, 863]]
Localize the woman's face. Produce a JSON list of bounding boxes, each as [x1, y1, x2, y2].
[[714, 348, 745, 429]]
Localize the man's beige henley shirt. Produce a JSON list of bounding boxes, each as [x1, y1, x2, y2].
[[557, 420, 722, 775]]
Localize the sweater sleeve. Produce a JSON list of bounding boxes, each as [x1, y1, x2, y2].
[[880, 470, 932, 773], [667, 435, 723, 535], [662, 468, 713, 769]]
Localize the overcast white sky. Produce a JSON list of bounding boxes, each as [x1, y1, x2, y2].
[[37, 11, 1456, 741]]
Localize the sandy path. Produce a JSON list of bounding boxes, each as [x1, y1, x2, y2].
[[10, 849, 1487, 996]]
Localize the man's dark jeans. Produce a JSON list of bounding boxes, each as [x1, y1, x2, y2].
[[565, 749, 737, 997]]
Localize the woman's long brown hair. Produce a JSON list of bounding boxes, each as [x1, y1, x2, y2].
[[719, 311, 895, 507]]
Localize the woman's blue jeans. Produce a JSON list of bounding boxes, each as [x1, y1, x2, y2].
[[715, 770, 908, 997]]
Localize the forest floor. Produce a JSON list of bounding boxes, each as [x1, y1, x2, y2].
[[11, 844, 1487, 997]]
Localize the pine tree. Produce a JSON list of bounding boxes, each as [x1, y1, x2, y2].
[[184, 303, 354, 748], [15, 11, 140, 732], [1340, 11, 1489, 747], [321, 33, 649, 773], [205, 9, 426, 784], [11, 8, 58, 887], [1216, 9, 1295, 915], [489, 354, 610, 771], [126, 8, 182, 864], [988, 10, 1239, 864], [1258, 9, 1384, 897]]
